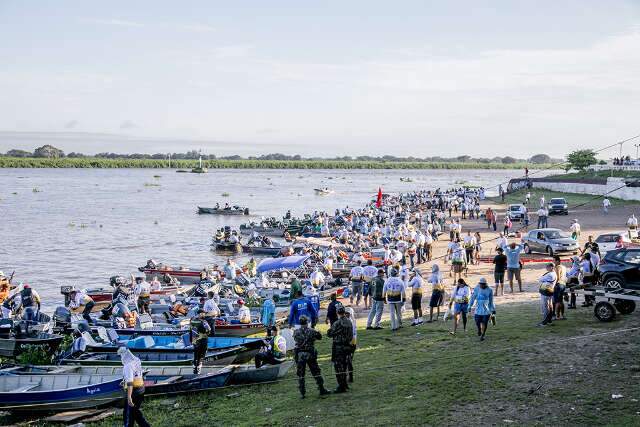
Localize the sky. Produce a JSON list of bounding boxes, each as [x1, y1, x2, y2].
[[1, 0, 640, 158]]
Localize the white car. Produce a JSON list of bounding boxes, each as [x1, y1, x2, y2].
[[594, 232, 632, 255], [507, 204, 527, 222]]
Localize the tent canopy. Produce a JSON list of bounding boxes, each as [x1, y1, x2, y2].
[[257, 255, 310, 273]]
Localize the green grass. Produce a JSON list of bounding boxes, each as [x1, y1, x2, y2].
[[0, 157, 557, 170], [490, 188, 639, 208], [16, 302, 632, 427]]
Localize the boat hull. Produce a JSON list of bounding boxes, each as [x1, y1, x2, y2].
[[0, 334, 64, 358], [198, 207, 248, 215]]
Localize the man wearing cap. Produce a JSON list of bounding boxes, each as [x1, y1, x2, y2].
[[327, 305, 353, 393], [383, 268, 406, 331], [468, 278, 495, 341], [190, 310, 211, 374], [293, 315, 330, 398], [366, 269, 386, 330], [68, 288, 95, 323]]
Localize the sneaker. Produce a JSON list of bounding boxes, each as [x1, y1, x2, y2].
[[480, 336, 485, 341], [366, 326, 373, 330]]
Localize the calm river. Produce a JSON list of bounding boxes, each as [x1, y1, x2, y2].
[[0, 168, 544, 308]]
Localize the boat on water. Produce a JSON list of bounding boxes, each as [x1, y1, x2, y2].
[[0, 374, 123, 412], [191, 155, 208, 173], [198, 206, 249, 215], [212, 240, 243, 253], [314, 188, 334, 195], [400, 177, 413, 182], [0, 319, 64, 358]]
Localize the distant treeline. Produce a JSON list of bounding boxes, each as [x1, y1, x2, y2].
[[0, 157, 555, 169], [0, 145, 556, 169]]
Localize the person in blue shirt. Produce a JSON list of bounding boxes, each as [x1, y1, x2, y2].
[[288, 290, 318, 328], [468, 277, 496, 341], [504, 241, 524, 292]]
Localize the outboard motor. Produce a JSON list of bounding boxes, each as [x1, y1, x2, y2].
[[53, 306, 72, 332], [0, 319, 13, 339]]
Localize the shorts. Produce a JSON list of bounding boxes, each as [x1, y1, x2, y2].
[[507, 268, 521, 281], [362, 283, 370, 297], [453, 302, 469, 314], [351, 282, 363, 296], [475, 314, 490, 325], [452, 263, 464, 273], [429, 290, 444, 307], [494, 271, 505, 284], [411, 293, 422, 310]]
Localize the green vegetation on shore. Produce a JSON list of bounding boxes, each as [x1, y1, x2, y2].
[[490, 188, 639, 207], [0, 157, 555, 170], [544, 170, 640, 182], [67, 301, 636, 427]]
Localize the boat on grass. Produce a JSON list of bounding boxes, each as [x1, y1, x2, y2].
[[0, 374, 123, 412]]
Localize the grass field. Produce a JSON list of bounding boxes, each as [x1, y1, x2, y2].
[[544, 170, 640, 181], [0, 156, 554, 170], [17, 301, 631, 427], [489, 188, 639, 208]]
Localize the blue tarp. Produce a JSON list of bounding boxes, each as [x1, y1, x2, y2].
[[257, 255, 310, 273]]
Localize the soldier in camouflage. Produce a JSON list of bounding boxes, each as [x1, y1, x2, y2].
[[293, 315, 331, 398], [327, 305, 353, 393], [190, 309, 211, 374]]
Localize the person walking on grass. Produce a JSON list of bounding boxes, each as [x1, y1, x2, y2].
[[294, 315, 331, 398], [468, 278, 495, 341], [493, 247, 508, 296], [427, 264, 445, 322], [537, 263, 557, 327], [383, 268, 406, 332], [504, 241, 524, 292], [327, 306, 353, 393], [366, 269, 386, 330], [449, 279, 470, 335]]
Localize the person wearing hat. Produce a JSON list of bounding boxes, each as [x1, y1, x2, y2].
[[293, 315, 330, 398], [327, 305, 353, 393], [366, 268, 386, 330], [468, 278, 495, 341], [427, 264, 445, 322], [190, 309, 211, 374], [325, 293, 342, 326], [408, 269, 424, 326], [68, 287, 95, 323], [118, 347, 151, 427], [255, 325, 287, 368], [237, 299, 251, 324]]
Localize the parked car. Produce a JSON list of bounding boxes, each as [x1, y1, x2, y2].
[[522, 228, 580, 256], [547, 197, 569, 215], [595, 232, 633, 255], [598, 248, 640, 290], [507, 204, 527, 222]]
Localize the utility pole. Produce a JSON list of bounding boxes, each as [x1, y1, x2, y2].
[[635, 144, 640, 160], [167, 153, 171, 168]]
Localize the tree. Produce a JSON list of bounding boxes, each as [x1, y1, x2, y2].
[[566, 149, 597, 171], [5, 149, 32, 157], [501, 156, 517, 164], [34, 144, 65, 158], [456, 155, 471, 162], [529, 153, 551, 164]]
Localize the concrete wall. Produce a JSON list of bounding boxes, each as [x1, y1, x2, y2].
[[531, 177, 640, 201]]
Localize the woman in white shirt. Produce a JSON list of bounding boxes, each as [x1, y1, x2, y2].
[[449, 279, 471, 335]]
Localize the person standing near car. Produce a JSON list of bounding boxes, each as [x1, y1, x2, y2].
[[504, 242, 524, 292]]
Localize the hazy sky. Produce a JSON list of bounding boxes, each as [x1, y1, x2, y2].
[[1, 0, 639, 157]]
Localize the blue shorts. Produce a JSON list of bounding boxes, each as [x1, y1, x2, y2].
[[453, 302, 468, 314]]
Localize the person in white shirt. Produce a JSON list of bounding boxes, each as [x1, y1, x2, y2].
[[539, 195, 545, 208], [134, 277, 152, 315], [383, 269, 406, 331], [310, 267, 326, 288], [118, 347, 150, 426], [150, 276, 162, 291], [602, 198, 611, 214], [203, 291, 220, 317], [68, 288, 95, 323], [537, 263, 557, 326], [237, 299, 251, 324], [349, 261, 365, 306], [569, 219, 581, 241], [408, 270, 424, 325], [627, 214, 639, 238], [362, 260, 378, 310]]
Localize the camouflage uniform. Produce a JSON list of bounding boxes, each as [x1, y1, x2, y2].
[[293, 324, 328, 397], [190, 317, 211, 374], [327, 316, 353, 392]]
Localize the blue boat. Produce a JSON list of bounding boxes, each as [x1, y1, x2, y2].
[[87, 334, 264, 354], [0, 374, 123, 412]]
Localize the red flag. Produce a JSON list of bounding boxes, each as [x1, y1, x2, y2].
[[376, 187, 383, 208]]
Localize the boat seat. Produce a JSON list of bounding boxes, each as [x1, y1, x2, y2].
[[156, 375, 183, 385], [10, 383, 40, 392], [96, 326, 111, 343], [81, 331, 102, 347]]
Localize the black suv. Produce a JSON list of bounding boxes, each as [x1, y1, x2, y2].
[[598, 248, 640, 290], [547, 198, 568, 215]]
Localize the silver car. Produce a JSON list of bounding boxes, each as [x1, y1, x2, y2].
[[522, 228, 580, 256]]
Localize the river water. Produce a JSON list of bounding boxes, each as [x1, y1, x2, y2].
[[1, 168, 541, 308]]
